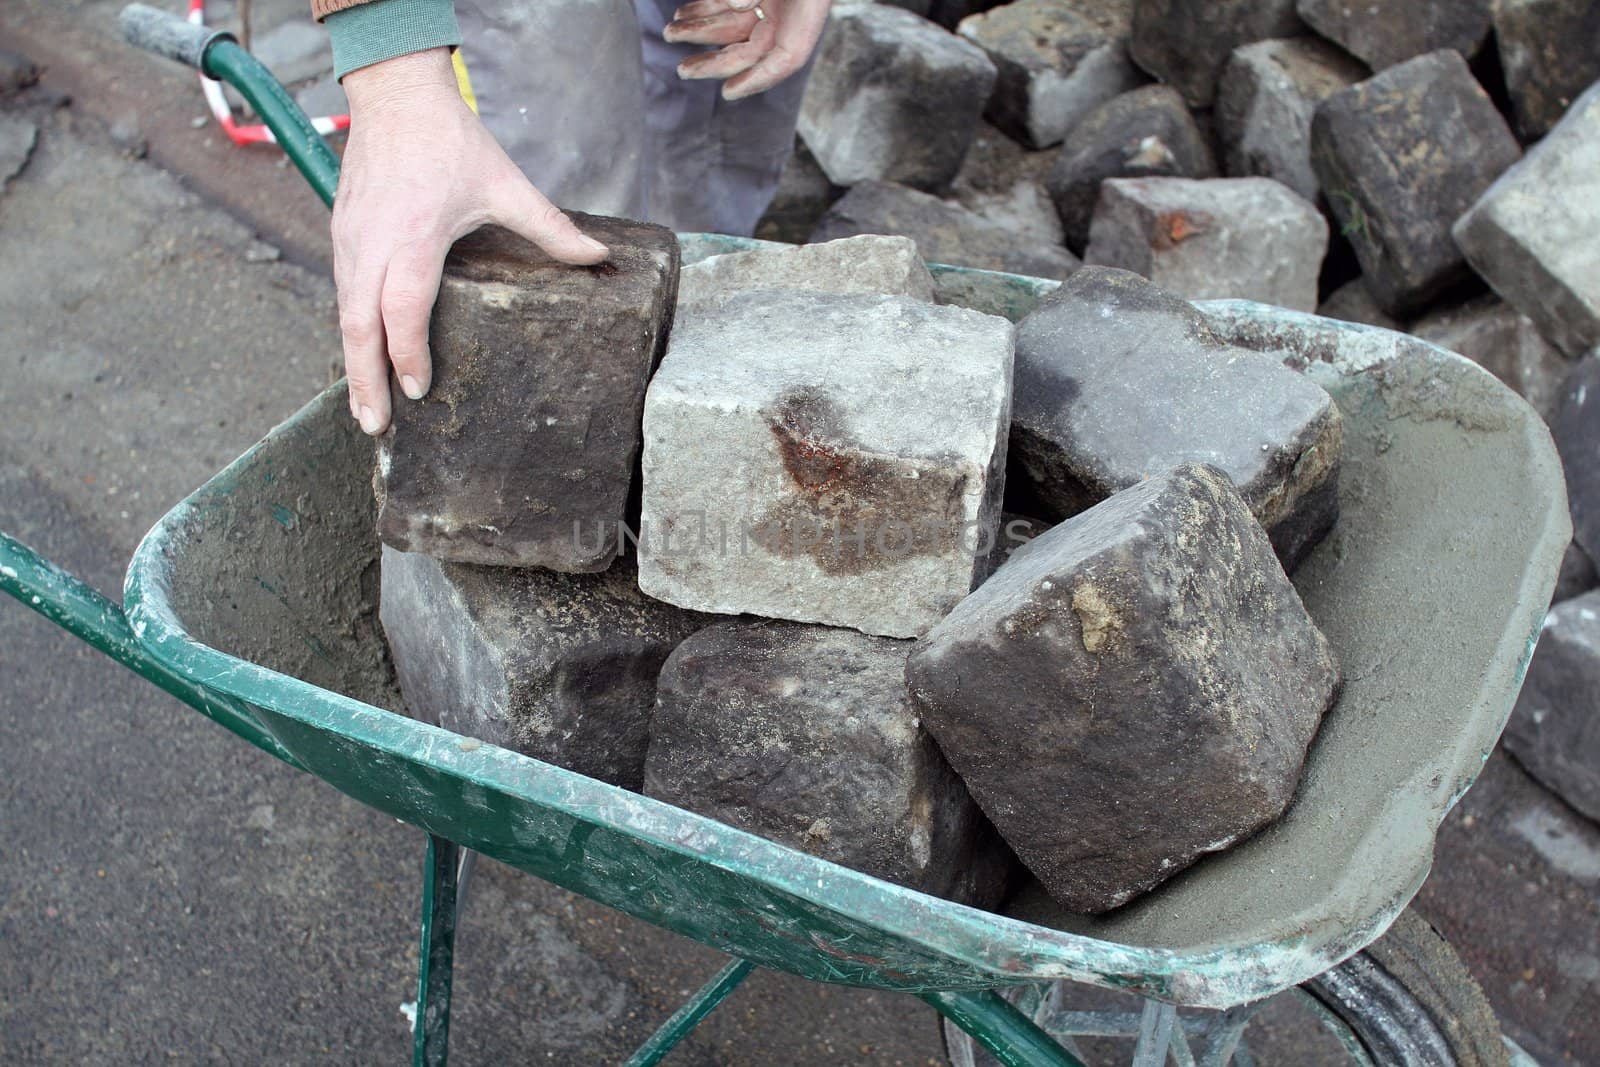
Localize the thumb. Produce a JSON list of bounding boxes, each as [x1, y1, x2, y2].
[[492, 176, 610, 265]]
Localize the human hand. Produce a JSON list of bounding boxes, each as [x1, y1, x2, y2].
[[663, 0, 833, 100], [334, 48, 609, 436]]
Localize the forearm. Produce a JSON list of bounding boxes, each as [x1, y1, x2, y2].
[[318, 0, 461, 80]]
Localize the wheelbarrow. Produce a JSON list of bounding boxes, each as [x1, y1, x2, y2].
[[0, 6, 1570, 1064]]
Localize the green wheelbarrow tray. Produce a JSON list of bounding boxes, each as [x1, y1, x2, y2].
[[112, 242, 1569, 1014]]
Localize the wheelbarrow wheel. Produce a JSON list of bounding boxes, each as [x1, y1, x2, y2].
[[941, 907, 1508, 1067]]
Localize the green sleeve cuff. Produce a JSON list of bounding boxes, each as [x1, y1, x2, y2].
[[326, 0, 462, 81]]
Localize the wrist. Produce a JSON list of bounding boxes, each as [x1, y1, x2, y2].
[[344, 48, 459, 114]]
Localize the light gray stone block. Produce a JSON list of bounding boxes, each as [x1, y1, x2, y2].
[[379, 546, 708, 789], [1454, 81, 1600, 358], [1411, 293, 1572, 421], [1295, 0, 1491, 72], [906, 463, 1340, 912], [638, 291, 1015, 639], [957, 0, 1143, 149], [799, 5, 998, 191], [1084, 176, 1328, 311], [644, 620, 1013, 905], [1215, 36, 1366, 203], [1009, 267, 1342, 568], [677, 235, 935, 309], [1504, 590, 1600, 821], [0, 113, 37, 190]]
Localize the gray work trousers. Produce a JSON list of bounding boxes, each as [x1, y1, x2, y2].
[[454, 0, 811, 235]]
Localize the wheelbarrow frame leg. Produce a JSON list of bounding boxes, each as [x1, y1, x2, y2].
[[623, 957, 756, 1067], [922, 989, 1090, 1067], [415, 834, 460, 1067]]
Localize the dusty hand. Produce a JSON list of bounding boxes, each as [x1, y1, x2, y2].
[[664, 0, 832, 100], [333, 48, 608, 436]]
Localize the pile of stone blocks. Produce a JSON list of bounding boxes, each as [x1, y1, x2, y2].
[[379, 223, 1354, 915], [787, 5, 1600, 845]]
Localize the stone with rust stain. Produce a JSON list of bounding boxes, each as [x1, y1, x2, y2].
[[1493, 0, 1600, 141], [1044, 85, 1217, 253], [1084, 176, 1327, 310], [375, 216, 678, 572], [798, 5, 998, 191], [379, 545, 709, 789], [1215, 36, 1366, 205], [637, 290, 1014, 638], [644, 620, 1014, 905], [1311, 51, 1520, 316], [1453, 81, 1600, 359], [1129, 0, 1305, 107], [811, 179, 1081, 280], [956, 0, 1143, 149], [906, 462, 1340, 913], [677, 235, 935, 309], [1296, 0, 1490, 72], [1009, 267, 1342, 569]]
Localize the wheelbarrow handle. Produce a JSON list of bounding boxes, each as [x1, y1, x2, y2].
[[119, 3, 233, 71], [0, 530, 306, 769], [119, 3, 342, 207]]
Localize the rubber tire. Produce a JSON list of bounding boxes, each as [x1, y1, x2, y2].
[[1301, 908, 1508, 1067], [941, 906, 1508, 1067]]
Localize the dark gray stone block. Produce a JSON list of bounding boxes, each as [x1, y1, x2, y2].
[[1311, 51, 1521, 316], [1129, 0, 1305, 107], [1553, 357, 1600, 567], [907, 463, 1340, 913], [1009, 267, 1342, 569], [957, 0, 1143, 149], [798, 5, 998, 191], [1044, 84, 1216, 252], [1296, 0, 1491, 72], [376, 217, 679, 572], [811, 179, 1082, 280], [1215, 36, 1366, 204], [951, 122, 1066, 245], [379, 546, 708, 789], [1317, 278, 1401, 330], [1554, 541, 1599, 605], [1410, 293, 1572, 421], [754, 140, 843, 245], [645, 620, 1013, 905], [1503, 590, 1600, 821], [1493, 0, 1600, 140], [1453, 81, 1600, 359]]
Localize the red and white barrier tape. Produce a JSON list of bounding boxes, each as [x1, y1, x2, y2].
[[187, 0, 350, 146]]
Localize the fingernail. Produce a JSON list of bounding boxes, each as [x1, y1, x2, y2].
[[580, 236, 609, 256], [729, 0, 757, 10], [358, 404, 383, 435], [400, 374, 426, 400]]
